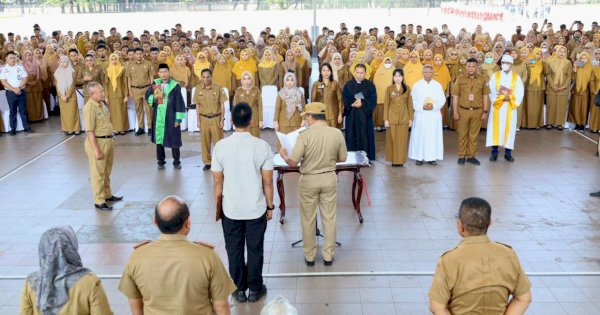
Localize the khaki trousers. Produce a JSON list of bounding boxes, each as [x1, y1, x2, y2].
[[200, 116, 223, 164], [457, 107, 482, 158], [385, 124, 409, 164], [250, 126, 260, 138], [85, 138, 114, 204], [299, 172, 338, 262], [132, 87, 152, 129]]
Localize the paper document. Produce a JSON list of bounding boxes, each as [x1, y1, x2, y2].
[[276, 127, 306, 154]]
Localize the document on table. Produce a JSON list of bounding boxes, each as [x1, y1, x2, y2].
[[276, 127, 306, 154]]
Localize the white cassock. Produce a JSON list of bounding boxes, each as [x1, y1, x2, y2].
[[485, 71, 524, 150], [408, 79, 446, 161]]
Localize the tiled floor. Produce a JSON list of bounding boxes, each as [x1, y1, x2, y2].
[[0, 117, 599, 315]]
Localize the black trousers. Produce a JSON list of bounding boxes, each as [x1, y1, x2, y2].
[[6, 90, 30, 131], [222, 212, 267, 292], [156, 144, 180, 165]]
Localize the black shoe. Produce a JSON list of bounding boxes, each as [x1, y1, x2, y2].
[[428, 161, 437, 166], [247, 284, 267, 303], [135, 128, 145, 136], [174, 163, 182, 169], [106, 195, 123, 202], [504, 154, 515, 162], [305, 258, 315, 266], [324, 258, 334, 266], [147, 128, 152, 136], [94, 203, 113, 210], [9, 130, 16, 136], [415, 160, 423, 166], [24, 128, 35, 133], [158, 164, 165, 170], [590, 191, 600, 197], [203, 164, 211, 171], [391, 164, 403, 168], [490, 152, 498, 162], [466, 157, 480, 165], [458, 158, 466, 165], [233, 290, 247, 303]]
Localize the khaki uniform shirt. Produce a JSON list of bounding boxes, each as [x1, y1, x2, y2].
[[83, 99, 113, 136], [233, 87, 262, 126], [71, 62, 84, 87], [194, 83, 227, 116], [126, 60, 154, 87], [119, 234, 236, 315], [452, 74, 491, 109], [20, 273, 113, 315], [310, 81, 343, 121], [429, 235, 531, 315], [383, 85, 414, 125], [77, 65, 105, 95], [290, 122, 348, 175], [274, 95, 305, 127]]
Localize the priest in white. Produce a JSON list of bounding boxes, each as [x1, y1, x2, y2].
[[408, 64, 446, 166], [486, 55, 524, 162]]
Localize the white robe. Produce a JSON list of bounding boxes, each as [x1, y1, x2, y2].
[[485, 70, 524, 150], [408, 79, 446, 161]]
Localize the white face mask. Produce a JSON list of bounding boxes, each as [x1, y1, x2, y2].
[[501, 64, 511, 72], [384, 63, 392, 69], [592, 60, 600, 66], [441, 38, 448, 43]]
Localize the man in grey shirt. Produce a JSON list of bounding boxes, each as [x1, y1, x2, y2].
[[212, 102, 274, 304]]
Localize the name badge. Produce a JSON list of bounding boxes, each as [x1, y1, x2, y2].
[[391, 92, 398, 96], [468, 94, 474, 101]]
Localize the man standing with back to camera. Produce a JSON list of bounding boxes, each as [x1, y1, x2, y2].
[[279, 102, 348, 266]]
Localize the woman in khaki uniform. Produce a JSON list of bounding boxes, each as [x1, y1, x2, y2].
[[512, 48, 529, 129], [212, 54, 235, 99], [589, 49, 600, 132], [34, 48, 54, 115], [384, 69, 413, 167], [105, 53, 129, 135], [310, 63, 343, 128], [54, 56, 81, 134], [22, 50, 45, 122], [20, 226, 112, 315], [233, 71, 263, 137], [275, 72, 305, 148], [568, 51, 593, 130], [257, 49, 279, 88], [545, 45, 572, 130], [372, 57, 395, 130], [330, 52, 351, 88], [279, 49, 302, 89], [524, 48, 546, 129]]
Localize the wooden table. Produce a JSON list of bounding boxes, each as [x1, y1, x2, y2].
[[273, 151, 370, 224]]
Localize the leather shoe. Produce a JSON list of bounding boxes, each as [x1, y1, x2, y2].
[[24, 128, 35, 133], [490, 153, 498, 162], [458, 158, 466, 165], [247, 284, 267, 302], [147, 128, 152, 136], [504, 155, 515, 162], [466, 157, 480, 165], [590, 191, 600, 197], [135, 128, 145, 136], [106, 196, 123, 202], [391, 164, 403, 167], [324, 258, 334, 266], [157, 164, 165, 170], [305, 258, 315, 266], [174, 163, 182, 169], [9, 130, 16, 136], [94, 203, 113, 210], [233, 290, 247, 303], [203, 164, 211, 171], [415, 160, 423, 166], [428, 161, 437, 166]]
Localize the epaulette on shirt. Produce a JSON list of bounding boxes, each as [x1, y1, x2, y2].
[[194, 240, 216, 249], [133, 240, 152, 249], [494, 242, 513, 249], [440, 246, 459, 257]]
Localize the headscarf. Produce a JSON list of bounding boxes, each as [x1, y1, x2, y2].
[[232, 48, 258, 80], [432, 54, 451, 91], [330, 52, 344, 82], [26, 226, 90, 315], [422, 49, 434, 66], [44, 44, 60, 73], [171, 55, 191, 86], [403, 51, 424, 88], [240, 71, 254, 91], [481, 52, 498, 77], [369, 50, 384, 75], [33, 48, 48, 81], [278, 72, 303, 120], [575, 51, 593, 92], [445, 48, 459, 67], [163, 46, 175, 68], [106, 53, 124, 91], [193, 52, 212, 80], [372, 57, 395, 104], [350, 51, 372, 79], [213, 54, 233, 92], [22, 50, 40, 77], [527, 48, 544, 87], [593, 49, 600, 92], [293, 46, 306, 68], [547, 45, 570, 86], [54, 56, 74, 96], [258, 49, 277, 68]]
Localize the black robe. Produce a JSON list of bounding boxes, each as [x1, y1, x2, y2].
[[343, 78, 377, 160], [145, 79, 186, 148]]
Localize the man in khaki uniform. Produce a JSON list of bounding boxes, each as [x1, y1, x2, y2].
[[77, 54, 106, 104], [194, 68, 227, 170], [452, 58, 491, 166], [429, 197, 532, 315], [127, 47, 154, 136], [279, 102, 348, 266], [119, 195, 236, 315], [83, 82, 122, 211]]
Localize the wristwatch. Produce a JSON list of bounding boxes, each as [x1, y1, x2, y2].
[[266, 205, 275, 211], [483, 110, 488, 113]]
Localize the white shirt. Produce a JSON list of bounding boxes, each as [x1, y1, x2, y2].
[[212, 132, 274, 220], [0, 64, 27, 89]]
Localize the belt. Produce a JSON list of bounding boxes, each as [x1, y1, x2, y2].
[[459, 106, 482, 111], [132, 84, 150, 89], [199, 113, 221, 119], [96, 135, 114, 139], [302, 170, 335, 175]]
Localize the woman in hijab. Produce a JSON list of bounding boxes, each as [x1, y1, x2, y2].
[[394, 48, 409, 69], [349, 51, 372, 80], [371, 56, 396, 131], [104, 53, 128, 135], [311, 62, 343, 128], [545, 45, 573, 130], [481, 52, 500, 80], [257, 49, 279, 88], [432, 54, 451, 126], [278, 49, 302, 90], [370, 50, 384, 76], [53, 55, 80, 135], [171, 54, 192, 90], [512, 48, 530, 129], [384, 68, 413, 167], [19, 226, 112, 314], [568, 51, 593, 130], [330, 52, 351, 88], [588, 49, 600, 133], [274, 72, 305, 149], [403, 51, 423, 89], [212, 54, 235, 98], [232, 48, 258, 90], [34, 47, 53, 116], [523, 48, 546, 129], [293, 46, 310, 100], [233, 71, 263, 137], [163, 46, 175, 68], [23, 50, 45, 122]]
